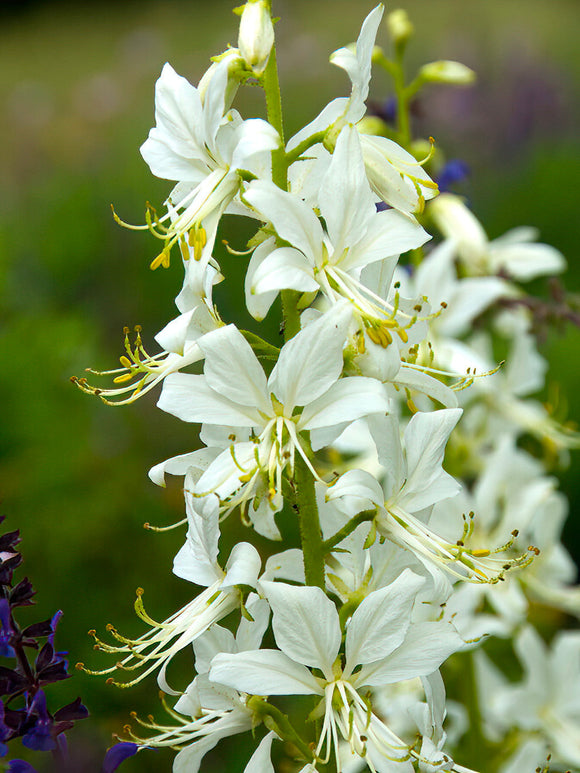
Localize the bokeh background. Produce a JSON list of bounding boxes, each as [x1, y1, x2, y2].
[[1, 0, 579, 769]]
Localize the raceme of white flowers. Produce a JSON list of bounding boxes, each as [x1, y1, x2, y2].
[[74, 3, 580, 772]]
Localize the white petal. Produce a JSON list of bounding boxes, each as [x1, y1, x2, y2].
[[158, 372, 264, 426], [251, 247, 318, 296], [193, 625, 236, 674], [368, 414, 404, 495], [245, 237, 283, 321], [330, 5, 384, 121], [244, 732, 276, 773], [398, 409, 462, 512], [201, 58, 228, 149], [344, 209, 430, 272], [245, 180, 324, 261], [263, 549, 306, 584], [260, 581, 341, 678], [286, 98, 346, 152], [437, 277, 510, 338], [195, 443, 257, 500], [395, 366, 458, 408], [327, 468, 384, 515], [231, 119, 280, 168], [345, 570, 425, 673], [198, 325, 270, 411], [319, 126, 375, 249], [210, 650, 321, 695], [491, 241, 566, 281], [299, 377, 389, 430], [236, 596, 271, 653], [269, 304, 351, 409], [222, 542, 262, 589], [174, 735, 221, 773], [173, 493, 221, 585], [148, 448, 217, 486], [358, 622, 463, 686]]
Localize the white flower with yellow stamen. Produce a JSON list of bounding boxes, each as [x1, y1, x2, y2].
[[210, 577, 470, 772], [137, 58, 279, 268], [72, 260, 223, 405], [327, 410, 536, 583], [78, 494, 261, 694], [120, 594, 272, 771], [246, 126, 429, 336], [156, 305, 389, 536]]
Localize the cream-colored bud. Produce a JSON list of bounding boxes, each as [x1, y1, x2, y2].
[[238, 0, 275, 75], [419, 60, 476, 85], [386, 9, 414, 45]]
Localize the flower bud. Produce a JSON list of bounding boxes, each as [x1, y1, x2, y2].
[[238, 0, 275, 76], [386, 9, 414, 46], [419, 60, 476, 85], [356, 115, 388, 137]]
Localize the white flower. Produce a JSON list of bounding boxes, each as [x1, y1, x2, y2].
[[476, 625, 580, 769], [122, 595, 271, 772], [156, 305, 389, 534], [429, 193, 566, 280], [286, 6, 437, 214], [246, 126, 429, 333], [328, 410, 534, 583], [82, 494, 261, 694], [139, 60, 279, 266], [210, 575, 465, 771]]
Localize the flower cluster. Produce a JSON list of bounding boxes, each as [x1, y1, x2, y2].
[[0, 517, 88, 771], [75, 4, 579, 772]]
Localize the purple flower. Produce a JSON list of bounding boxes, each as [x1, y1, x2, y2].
[[102, 742, 139, 772], [22, 691, 55, 752], [0, 599, 15, 658], [437, 159, 470, 192], [8, 761, 38, 772]]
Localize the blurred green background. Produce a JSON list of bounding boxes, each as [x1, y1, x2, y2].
[[1, 0, 579, 769]]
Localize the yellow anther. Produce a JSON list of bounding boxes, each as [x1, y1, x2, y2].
[[189, 225, 207, 260], [150, 250, 170, 270], [179, 235, 189, 262], [471, 549, 491, 558], [407, 398, 418, 414], [366, 328, 382, 346], [113, 373, 135, 384], [119, 356, 132, 368], [378, 327, 393, 347], [397, 328, 408, 343]]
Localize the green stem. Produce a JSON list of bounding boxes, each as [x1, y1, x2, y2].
[[322, 509, 376, 552], [262, 32, 303, 342], [285, 131, 326, 166], [295, 454, 326, 590], [262, 4, 325, 590], [262, 44, 287, 190], [247, 696, 313, 763], [458, 650, 490, 765]]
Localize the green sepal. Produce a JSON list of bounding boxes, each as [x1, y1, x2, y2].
[[240, 330, 280, 362]]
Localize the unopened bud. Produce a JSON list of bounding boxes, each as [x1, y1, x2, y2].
[[386, 9, 414, 45], [198, 48, 245, 108], [238, 0, 275, 75], [419, 60, 476, 85], [356, 116, 388, 137]]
